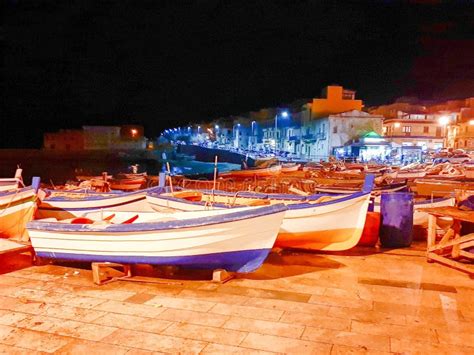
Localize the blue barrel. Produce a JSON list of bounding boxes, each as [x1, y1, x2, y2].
[[380, 192, 414, 248]]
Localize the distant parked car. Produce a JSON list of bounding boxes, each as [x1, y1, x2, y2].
[[448, 154, 471, 163]]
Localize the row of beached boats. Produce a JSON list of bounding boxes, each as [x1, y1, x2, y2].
[[0, 168, 375, 272], [2, 165, 459, 274]]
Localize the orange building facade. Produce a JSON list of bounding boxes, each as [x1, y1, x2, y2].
[[309, 86, 363, 118]]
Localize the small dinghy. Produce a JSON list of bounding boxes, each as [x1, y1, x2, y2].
[[27, 204, 287, 272]]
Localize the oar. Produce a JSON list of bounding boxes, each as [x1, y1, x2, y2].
[[121, 214, 139, 224], [103, 213, 115, 221]]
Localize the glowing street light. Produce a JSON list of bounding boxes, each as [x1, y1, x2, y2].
[[274, 110, 289, 154], [131, 128, 138, 137], [438, 116, 450, 126], [469, 120, 474, 126]]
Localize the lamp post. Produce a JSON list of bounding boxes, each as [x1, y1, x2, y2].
[[251, 121, 256, 151], [233, 123, 240, 149], [439, 115, 450, 148], [274, 111, 289, 155]]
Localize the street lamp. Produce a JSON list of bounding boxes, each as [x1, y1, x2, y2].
[[438, 116, 450, 126], [251, 121, 256, 151], [274, 111, 289, 155], [197, 126, 201, 134], [233, 123, 241, 148]]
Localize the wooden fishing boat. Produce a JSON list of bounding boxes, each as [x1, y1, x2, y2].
[[373, 196, 455, 227], [76, 174, 112, 181], [280, 163, 301, 173], [314, 181, 406, 195], [413, 179, 474, 197], [109, 173, 147, 191], [0, 186, 38, 240], [219, 165, 282, 179], [386, 170, 426, 179], [0, 178, 21, 192], [27, 204, 287, 272], [0, 168, 24, 192], [146, 175, 374, 251], [36, 188, 156, 220]]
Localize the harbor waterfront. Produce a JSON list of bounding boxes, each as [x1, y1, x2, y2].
[[1, 155, 474, 353], [5, 1, 474, 352]]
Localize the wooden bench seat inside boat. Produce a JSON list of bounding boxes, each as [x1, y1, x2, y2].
[[171, 190, 203, 201]]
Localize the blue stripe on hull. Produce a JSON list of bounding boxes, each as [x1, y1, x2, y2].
[[36, 248, 271, 273]]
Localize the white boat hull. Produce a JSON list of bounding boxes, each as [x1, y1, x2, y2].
[[27, 205, 286, 272], [147, 190, 371, 251]]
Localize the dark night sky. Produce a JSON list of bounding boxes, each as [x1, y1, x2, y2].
[[2, 0, 474, 148]]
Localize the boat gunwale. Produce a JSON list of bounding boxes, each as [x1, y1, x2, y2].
[[27, 203, 288, 233]]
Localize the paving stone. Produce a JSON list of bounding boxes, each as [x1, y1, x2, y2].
[[351, 320, 438, 343], [224, 316, 305, 338], [41, 304, 107, 323], [243, 297, 330, 314], [93, 313, 173, 333], [162, 322, 247, 346], [54, 339, 130, 354], [327, 306, 406, 326], [302, 326, 391, 352], [176, 288, 249, 305], [0, 275, 29, 287], [123, 293, 157, 304], [157, 308, 229, 327], [390, 337, 474, 354], [93, 300, 166, 318], [308, 294, 373, 310], [102, 328, 207, 353], [145, 295, 215, 312], [72, 288, 137, 301], [200, 284, 312, 303], [209, 303, 284, 322], [201, 342, 276, 354], [330, 344, 392, 355], [0, 327, 71, 353], [279, 311, 351, 331], [0, 310, 29, 326], [0, 343, 48, 355], [240, 332, 332, 354]]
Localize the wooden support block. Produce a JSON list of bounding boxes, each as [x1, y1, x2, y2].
[[92, 262, 131, 285], [427, 214, 437, 250], [459, 251, 474, 260], [212, 269, 234, 283], [427, 252, 474, 276]]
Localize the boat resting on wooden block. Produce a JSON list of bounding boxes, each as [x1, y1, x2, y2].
[[146, 175, 374, 251], [27, 204, 287, 272]]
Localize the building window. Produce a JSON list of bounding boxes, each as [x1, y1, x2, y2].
[[402, 126, 411, 133], [436, 127, 442, 137], [423, 126, 429, 133], [333, 126, 338, 134]]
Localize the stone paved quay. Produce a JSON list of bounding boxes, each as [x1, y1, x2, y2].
[[0, 242, 473, 354]]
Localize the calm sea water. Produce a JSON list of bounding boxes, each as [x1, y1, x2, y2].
[[0, 149, 240, 185]]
